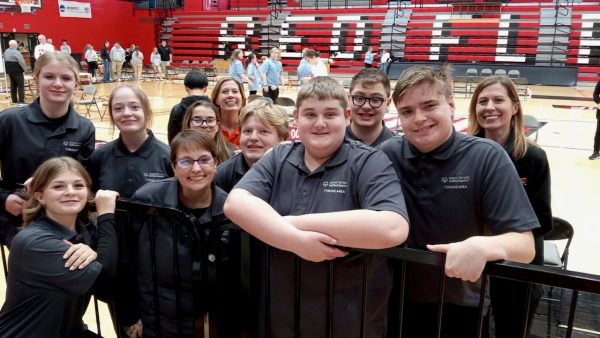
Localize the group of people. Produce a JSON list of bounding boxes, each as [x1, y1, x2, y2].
[[84, 40, 172, 82], [228, 47, 285, 102], [0, 48, 552, 338]]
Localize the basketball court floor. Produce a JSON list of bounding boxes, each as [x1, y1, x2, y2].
[[0, 76, 598, 337]]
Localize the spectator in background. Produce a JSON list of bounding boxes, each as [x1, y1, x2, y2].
[[3, 39, 26, 104], [379, 49, 391, 73], [364, 46, 375, 68], [150, 47, 162, 81], [46, 38, 54, 49], [110, 42, 126, 81], [84, 44, 98, 82], [167, 71, 210, 143], [60, 39, 71, 54], [229, 49, 249, 86], [34, 34, 54, 60], [261, 47, 284, 101], [100, 41, 111, 83], [591, 79, 600, 159], [158, 40, 172, 78], [245, 52, 262, 95], [131, 46, 144, 81], [297, 49, 316, 86]]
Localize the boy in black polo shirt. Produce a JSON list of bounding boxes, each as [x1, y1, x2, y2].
[[224, 76, 410, 338], [379, 65, 538, 338]]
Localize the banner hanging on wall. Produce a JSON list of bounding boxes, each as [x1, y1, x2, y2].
[[58, 0, 91, 18]]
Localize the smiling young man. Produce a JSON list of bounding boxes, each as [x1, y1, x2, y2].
[[378, 65, 538, 338], [215, 98, 289, 192], [346, 68, 396, 147], [224, 76, 409, 338]]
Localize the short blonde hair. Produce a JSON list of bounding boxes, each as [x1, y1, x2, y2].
[[392, 64, 453, 106], [296, 76, 347, 111], [240, 99, 289, 141]]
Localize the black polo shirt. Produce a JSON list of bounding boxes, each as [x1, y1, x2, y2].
[[158, 45, 171, 61], [88, 130, 173, 198], [345, 122, 396, 147], [0, 99, 95, 211], [0, 214, 115, 338], [215, 153, 249, 193], [379, 130, 539, 306], [235, 139, 408, 338]]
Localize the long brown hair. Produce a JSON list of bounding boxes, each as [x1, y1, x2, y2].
[[181, 100, 232, 164], [467, 75, 531, 160], [22, 157, 93, 227]]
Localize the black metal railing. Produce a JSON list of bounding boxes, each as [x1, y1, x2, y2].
[[1, 200, 599, 337]]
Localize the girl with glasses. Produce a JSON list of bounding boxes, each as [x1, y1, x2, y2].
[[0, 157, 119, 338], [181, 100, 233, 164], [122, 129, 235, 337]]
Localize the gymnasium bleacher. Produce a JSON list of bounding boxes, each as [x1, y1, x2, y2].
[[157, 0, 600, 84]]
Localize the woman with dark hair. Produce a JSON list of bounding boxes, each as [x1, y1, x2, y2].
[[210, 76, 247, 147], [181, 100, 233, 164], [88, 85, 172, 197], [0, 52, 95, 246], [245, 52, 263, 95], [468, 75, 552, 338], [122, 129, 234, 337], [0, 157, 119, 338]]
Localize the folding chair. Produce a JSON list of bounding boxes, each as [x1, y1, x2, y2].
[[74, 85, 103, 121], [275, 97, 296, 107], [523, 114, 541, 142]]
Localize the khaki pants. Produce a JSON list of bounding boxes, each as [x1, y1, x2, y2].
[[160, 61, 169, 78], [112, 61, 123, 80], [133, 63, 143, 80]]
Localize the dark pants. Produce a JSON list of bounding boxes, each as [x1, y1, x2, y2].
[[402, 301, 489, 338], [249, 90, 257, 95], [593, 116, 600, 152], [262, 86, 279, 101], [365, 63, 373, 68], [5, 61, 24, 103], [88, 61, 98, 77], [103, 59, 111, 81]]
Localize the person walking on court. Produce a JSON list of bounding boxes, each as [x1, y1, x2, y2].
[[590, 79, 600, 159], [261, 47, 284, 101], [3, 40, 26, 104]]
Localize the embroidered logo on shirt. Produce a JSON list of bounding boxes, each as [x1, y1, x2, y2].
[[64, 141, 82, 153], [441, 176, 470, 190], [322, 180, 347, 194], [143, 172, 168, 181]]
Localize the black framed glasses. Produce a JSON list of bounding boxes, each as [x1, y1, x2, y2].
[[190, 116, 218, 127], [175, 156, 214, 169], [351, 95, 385, 108]]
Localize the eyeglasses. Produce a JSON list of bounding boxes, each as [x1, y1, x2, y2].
[[175, 157, 214, 169], [351, 95, 385, 108], [190, 117, 217, 127]]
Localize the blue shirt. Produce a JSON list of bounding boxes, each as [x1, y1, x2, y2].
[[261, 58, 283, 87], [228, 59, 244, 83], [297, 61, 313, 86], [365, 50, 374, 65], [246, 63, 262, 91]]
